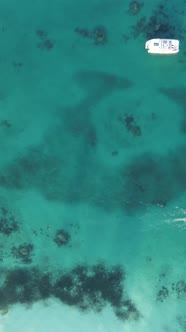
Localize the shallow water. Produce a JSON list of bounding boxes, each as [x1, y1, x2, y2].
[[0, 0, 186, 331]]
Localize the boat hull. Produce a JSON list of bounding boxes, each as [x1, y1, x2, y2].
[[145, 38, 180, 55]]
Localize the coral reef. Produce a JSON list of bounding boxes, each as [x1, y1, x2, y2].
[[36, 29, 55, 50], [115, 299, 141, 320], [74, 25, 108, 45], [0, 263, 140, 322], [0, 207, 19, 235], [131, 3, 184, 40], [128, 1, 144, 15], [174, 280, 186, 298], [36, 29, 48, 38], [53, 263, 140, 320], [92, 25, 107, 45], [119, 114, 142, 137], [74, 27, 92, 39], [156, 278, 186, 304], [37, 39, 54, 50], [156, 286, 169, 302], [11, 243, 34, 264], [54, 229, 71, 247], [2, 268, 40, 304], [37, 273, 52, 299]]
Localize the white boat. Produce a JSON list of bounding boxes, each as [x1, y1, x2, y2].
[[145, 38, 180, 55]]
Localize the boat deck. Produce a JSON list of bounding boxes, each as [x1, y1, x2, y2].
[[145, 38, 179, 54]]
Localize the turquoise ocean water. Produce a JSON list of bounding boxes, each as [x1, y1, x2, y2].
[[0, 0, 186, 331]]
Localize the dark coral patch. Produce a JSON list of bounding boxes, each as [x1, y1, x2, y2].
[[53, 263, 140, 320], [0, 264, 140, 322], [74, 27, 92, 38], [128, 1, 144, 15], [175, 280, 186, 298], [53, 264, 128, 316], [92, 25, 107, 45], [2, 268, 41, 304], [119, 114, 142, 137], [37, 39, 55, 50], [54, 229, 71, 247], [36, 29, 48, 39], [0, 207, 19, 235], [36, 28, 54, 50], [156, 286, 169, 302], [37, 273, 53, 299], [131, 3, 183, 40], [11, 243, 34, 264], [74, 25, 108, 45], [115, 299, 141, 320]]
